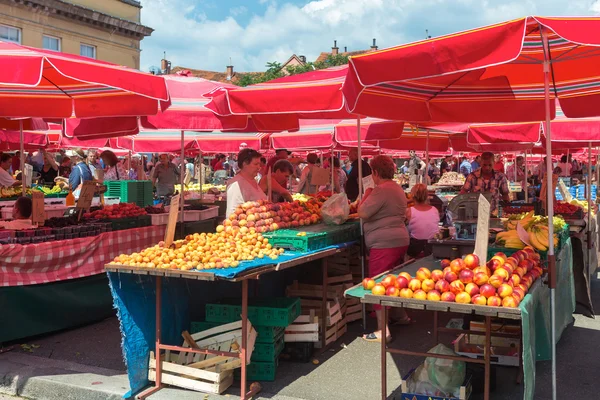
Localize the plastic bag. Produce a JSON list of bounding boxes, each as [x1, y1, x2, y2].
[[407, 344, 465, 398], [320, 193, 349, 225]]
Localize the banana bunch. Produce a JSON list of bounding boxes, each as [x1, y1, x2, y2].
[[505, 210, 535, 230], [292, 193, 312, 202], [495, 230, 525, 249], [528, 224, 559, 251], [37, 185, 64, 195], [0, 187, 20, 198]]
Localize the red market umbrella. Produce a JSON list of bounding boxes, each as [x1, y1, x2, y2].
[[0, 129, 48, 150], [141, 72, 252, 131], [0, 41, 169, 119], [206, 65, 356, 132], [0, 118, 47, 130], [344, 17, 600, 123]]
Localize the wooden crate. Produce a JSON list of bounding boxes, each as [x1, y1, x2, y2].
[[315, 317, 348, 349], [285, 310, 320, 343], [148, 320, 257, 395], [345, 299, 362, 323]]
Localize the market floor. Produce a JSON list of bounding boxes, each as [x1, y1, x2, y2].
[[3, 275, 600, 400]]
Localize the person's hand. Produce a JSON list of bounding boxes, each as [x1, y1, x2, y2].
[[364, 187, 374, 197]]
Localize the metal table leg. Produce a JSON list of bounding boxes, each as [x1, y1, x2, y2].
[[484, 316, 491, 400], [381, 305, 387, 400]]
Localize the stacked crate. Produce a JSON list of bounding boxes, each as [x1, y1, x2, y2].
[[326, 245, 363, 323], [202, 297, 301, 381]]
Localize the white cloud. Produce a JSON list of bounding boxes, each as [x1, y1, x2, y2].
[[139, 0, 600, 74]]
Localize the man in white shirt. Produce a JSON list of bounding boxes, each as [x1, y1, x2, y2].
[[0, 153, 21, 187]]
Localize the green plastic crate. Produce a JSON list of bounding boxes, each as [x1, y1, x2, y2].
[[137, 215, 151, 228], [109, 217, 139, 231], [105, 180, 153, 207], [236, 359, 279, 381], [251, 332, 284, 362], [206, 297, 301, 327], [262, 229, 328, 252], [190, 321, 284, 344]]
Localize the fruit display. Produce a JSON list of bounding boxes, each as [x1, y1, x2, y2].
[[145, 205, 166, 214], [35, 185, 67, 195], [174, 183, 226, 193], [292, 193, 312, 202], [499, 211, 564, 251], [362, 250, 543, 308], [501, 205, 534, 215], [226, 200, 321, 233], [0, 187, 24, 198], [555, 201, 582, 216], [437, 172, 466, 186], [84, 203, 147, 219]]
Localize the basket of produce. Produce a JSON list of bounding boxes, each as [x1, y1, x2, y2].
[[554, 201, 584, 219]]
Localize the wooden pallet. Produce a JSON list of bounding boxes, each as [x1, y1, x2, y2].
[[285, 310, 320, 343], [148, 321, 257, 395]]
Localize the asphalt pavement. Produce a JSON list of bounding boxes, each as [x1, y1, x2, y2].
[[2, 275, 599, 400]]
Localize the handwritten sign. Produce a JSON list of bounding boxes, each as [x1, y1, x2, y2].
[[310, 166, 330, 187], [76, 181, 96, 211], [31, 191, 45, 226], [557, 179, 572, 202], [362, 175, 375, 193], [474, 194, 490, 264], [164, 194, 180, 247]]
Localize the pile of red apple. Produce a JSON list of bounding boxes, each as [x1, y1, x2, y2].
[[84, 203, 147, 220], [363, 249, 543, 308], [226, 200, 321, 233]]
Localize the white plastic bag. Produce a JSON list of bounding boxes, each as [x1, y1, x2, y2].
[[407, 344, 465, 398], [320, 193, 349, 225]]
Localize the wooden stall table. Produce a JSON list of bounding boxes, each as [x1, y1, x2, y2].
[[105, 243, 357, 400], [345, 246, 575, 400]]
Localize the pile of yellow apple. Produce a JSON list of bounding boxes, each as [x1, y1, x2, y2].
[[226, 200, 321, 233], [363, 249, 543, 308], [111, 229, 285, 271]]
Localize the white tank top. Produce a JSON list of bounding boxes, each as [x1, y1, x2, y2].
[[408, 206, 440, 240]]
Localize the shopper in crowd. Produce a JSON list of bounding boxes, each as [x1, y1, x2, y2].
[[459, 156, 472, 177], [400, 161, 409, 174], [0, 197, 35, 230], [358, 155, 410, 342], [558, 155, 572, 177], [259, 159, 294, 202], [406, 184, 439, 258], [0, 153, 21, 187], [346, 148, 372, 202], [11, 151, 20, 174], [493, 155, 505, 173], [264, 149, 290, 174], [68, 149, 93, 197], [298, 153, 320, 195], [571, 155, 582, 175], [440, 155, 452, 174], [38, 149, 58, 184], [100, 150, 129, 181], [226, 148, 267, 217], [86, 149, 102, 178], [185, 158, 194, 179], [471, 155, 481, 171], [506, 156, 527, 200], [213, 163, 230, 184], [461, 152, 510, 213], [129, 157, 142, 180], [152, 153, 179, 197], [213, 154, 226, 172], [59, 156, 72, 178], [343, 159, 352, 175], [428, 159, 440, 183], [333, 158, 347, 193], [30, 150, 44, 172]]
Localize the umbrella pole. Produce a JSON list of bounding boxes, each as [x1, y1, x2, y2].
[[20, 120, 25, 196], [180, 130, 185, 225], [356, 116, 367, 330], [331, 150, 335, 192], [425, 130, 430, 185], [524, 151, 529, 202], [542, 29, 557, 400], [588, 143, 592, 286], [200, 152, 204, 201]]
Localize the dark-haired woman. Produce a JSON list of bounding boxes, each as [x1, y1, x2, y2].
[[226, 148, 267, 218]]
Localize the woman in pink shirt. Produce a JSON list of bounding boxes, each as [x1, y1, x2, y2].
[[406, 184, 440, 258]]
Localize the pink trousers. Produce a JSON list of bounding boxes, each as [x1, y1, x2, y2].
[[369, 246, 408, 310]]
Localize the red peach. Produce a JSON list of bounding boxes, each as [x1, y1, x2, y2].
[[408, 278, 422, 292], [450, 280, 465, 295], [416, 267, 432, 281], [396, 276, 409, 289], [479, 284, 496, 298], [386, 286, 399, 297], [413, 289, 427, 300], [459, 269, 474, 284], [497, 283, 514, 299], [488, 275, 505, 289], [398, 272, 412, 282], [444, 271, 458, 283], [421, 279, 435, 293], [362, 278, 376, 290], [431, 269, 444, 282], [450, 259, 466, 274], [464, 283, 480, 297], [441, 292, 456, 302], [399, 288, 414, 298], [473, 272, 489, 286], [440, 259, 452, 269], [435, 280, 451, 293], [463, 253, 480, 269], [502, 296, 519, 308], [455, 292, 472, 304], [487, 295, 502, 307], [427, 290, 441, 302], [472, 294, 487, 305]]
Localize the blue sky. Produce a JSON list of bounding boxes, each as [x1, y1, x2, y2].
[[139, 0, 600, 74]]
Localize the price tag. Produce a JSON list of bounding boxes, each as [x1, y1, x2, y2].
[[557, 179, 572, 202], [76, 181, 96, 213], [474, 194, 490, 264], [31, 191, 45, 226], [164, 194, 180, 247], [362, 175, 375, 193], [310, 166, 330, 187]]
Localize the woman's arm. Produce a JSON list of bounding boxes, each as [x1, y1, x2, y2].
[[405, 207, 412, 222], [357, 187, 382, 220]]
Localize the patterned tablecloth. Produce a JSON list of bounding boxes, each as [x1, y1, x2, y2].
[[0, 226, 164, 287]]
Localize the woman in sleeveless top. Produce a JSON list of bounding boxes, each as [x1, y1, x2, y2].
[[406, 184, 440, 258], [226, 148, 267, 218]]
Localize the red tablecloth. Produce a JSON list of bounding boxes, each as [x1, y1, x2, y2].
[[0, 226, 164, 287]]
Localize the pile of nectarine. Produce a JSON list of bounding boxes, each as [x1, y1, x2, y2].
[[363, 248, 543, 308], [226, 200, 321, 233]]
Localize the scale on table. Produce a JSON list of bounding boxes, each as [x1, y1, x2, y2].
[[447, 192, 492, 240]]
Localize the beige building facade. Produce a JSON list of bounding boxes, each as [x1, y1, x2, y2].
[[0, 0, 153, 69]]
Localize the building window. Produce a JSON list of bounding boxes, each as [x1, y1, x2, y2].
[[0, 24, 21, 44], [80, 44, 96, 59], [43, 35, 61, 51]]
